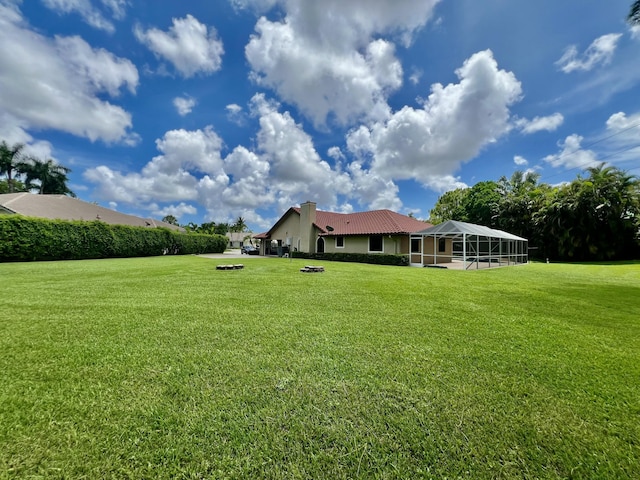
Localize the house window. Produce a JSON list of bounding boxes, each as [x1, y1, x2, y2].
[[335, 236, 345, 248], [369, 235, 383, 252], [411, 238, 421, 253], [438, 237, 446, 252]]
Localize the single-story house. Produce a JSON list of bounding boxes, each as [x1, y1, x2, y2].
[[254, 201, 432, 256], [226, 232, 252, 248], [0, 192, 183, 231], [410, 219, 528, 269]]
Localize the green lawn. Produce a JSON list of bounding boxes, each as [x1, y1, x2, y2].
[[1, 256, 639, 479]]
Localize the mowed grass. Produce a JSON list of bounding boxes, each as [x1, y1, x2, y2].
[[1, 256, 639, 479]]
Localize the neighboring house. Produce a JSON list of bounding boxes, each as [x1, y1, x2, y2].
[[0, 193, 183, 231], [226, 232, 249, 248], [255, 201, 431, 256]]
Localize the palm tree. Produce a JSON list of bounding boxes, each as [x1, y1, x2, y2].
[[21, 157, 75, 196], [629, 1, 640, 24], [496, 170, 548, 244], [232, 216, 247, 232], [0, 141, 26, 193]]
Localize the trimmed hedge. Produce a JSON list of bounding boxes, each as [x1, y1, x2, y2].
[[291, 251, 409, 266], [0, 215, 227, 262]]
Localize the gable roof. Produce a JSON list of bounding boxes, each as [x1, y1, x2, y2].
[[415, 219, 527, 241], [255, 206, 431, 238], [312, 209, 431, 236], [0, 193, 182, 231]]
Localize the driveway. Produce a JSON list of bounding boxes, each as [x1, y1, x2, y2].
[[198, 249, 259, 259]]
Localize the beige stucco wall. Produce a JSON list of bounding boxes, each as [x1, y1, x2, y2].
[[267, 213, 302, 252], [410, 236, 454, 264], [323, 235, 409, 254]]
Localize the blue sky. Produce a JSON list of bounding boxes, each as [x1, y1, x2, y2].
[[1, 0, 639, 231]]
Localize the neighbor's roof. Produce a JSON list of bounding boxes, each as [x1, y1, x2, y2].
[[0, 193, 182, 231], [255, 207, 431, 239], [414, 220, 527, 241]]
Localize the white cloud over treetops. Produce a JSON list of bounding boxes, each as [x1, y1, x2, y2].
[[544, 134, 598, 169], [541, 112, 640, 171], [135, 14, 224, 77], [84, 126, 227, 205], [0, 4, 138, 144], [514, 155, 529, 166], [153, 202, 198, 220], [346, 50, 522, 191], [83, 94, 397, 224], [556, 33, 623, 73], [603, 111, 640, 163]]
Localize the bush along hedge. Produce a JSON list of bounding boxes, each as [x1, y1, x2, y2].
[[291, 251, 410, 266], [0, 215, 227, 262]]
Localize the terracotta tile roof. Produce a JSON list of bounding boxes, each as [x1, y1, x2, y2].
[[255, 207, 431, 238], [0, 193, 182, 230], [311, 209, 431, 236]]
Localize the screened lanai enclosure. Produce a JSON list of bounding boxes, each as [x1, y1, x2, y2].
[[410, 220, 528, 270]]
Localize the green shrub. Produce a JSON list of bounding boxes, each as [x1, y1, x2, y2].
[[291, 251, 409, 266], [0, 215, 226, 262]]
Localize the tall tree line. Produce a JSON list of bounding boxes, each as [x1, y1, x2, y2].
[[163, 215, 249, 235], [429, 164, 640, 261], [0, 141, 75, 196]]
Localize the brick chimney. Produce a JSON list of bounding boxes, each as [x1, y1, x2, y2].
[[299, 201, 316, 253]]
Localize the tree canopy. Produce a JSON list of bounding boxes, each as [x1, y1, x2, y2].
[[162, 215, 178, 226], [0, 141, 26, 194], [429, 164, 640, 261], [629, 1, 640, 24]]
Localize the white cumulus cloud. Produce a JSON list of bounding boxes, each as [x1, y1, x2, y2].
[[247, 20, 401, 126], [347, 50, 522, 186], [153, 203, 198, 220], [55, 36, 138, 96], [42, 0, 117, 32], [84, 126, 226, 204], [173, 96, 196, 116], [135, 14, 224, 77], [243, 0, 440, 126], [0, 4, 138, 143], [514, 155, 529, 166], [603, 111, 640, 163], [544, 134, 598, 169], [516, 113, 564, 134], [226, 103, 246, 125], [347, 161, 402, 211], [251, 94, 352, 210], [100, 0, 127, 19], [556, 33, 623, 73]]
